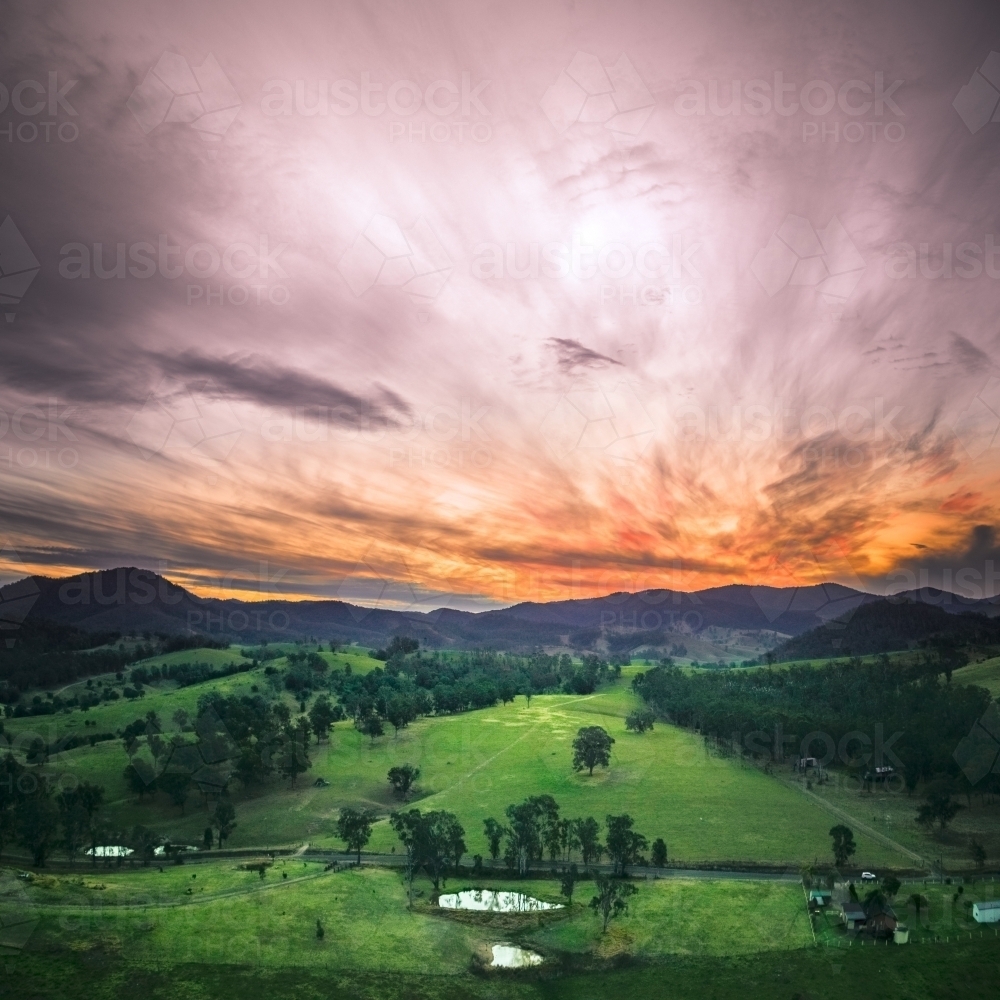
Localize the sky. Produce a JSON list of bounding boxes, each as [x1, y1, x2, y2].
[[1, 0, 1000, 611]]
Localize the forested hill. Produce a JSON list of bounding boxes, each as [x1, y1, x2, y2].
[[3, 566, 998, 652], [774, 599, 1000, 660]]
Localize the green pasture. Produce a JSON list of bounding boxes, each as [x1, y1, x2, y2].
[[3, 645, 384, 746], [7, 673, 907, 867], [529, 876, 811, 957], [2, 862, 810, 972], [799, 769, 1000, 867], [954, 656, 1000, 696]]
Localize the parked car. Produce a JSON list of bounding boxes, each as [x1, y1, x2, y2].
[[861, 871, 877, 882]]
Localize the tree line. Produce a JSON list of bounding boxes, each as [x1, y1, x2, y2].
[[632, 659, 996, 798]]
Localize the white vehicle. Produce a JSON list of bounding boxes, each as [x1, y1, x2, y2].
[[861, 871, 877, 882]]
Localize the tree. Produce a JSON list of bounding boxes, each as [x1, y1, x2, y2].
[[203, 826, 214, 850], [444, 813, 467, 875], [77, 782, 105, 828], [56, 788, 89, 863], [498, 678, 517, 705], [213, 798, 237, 848], [574, 817, 602, 865], [158, 772, 192, 814], [483, 817, 504, 861], [829, 824, 856, 867], [389, 807, 463, 892], [590, 875, 637, 933], [123, 761, 156, 802], [882, 874, 901, 899], [572, 726, 615, 776], [605, 814, 648, 876], [386, 695, 416, 737], [16, 788, 60, 866], [294, 715, 312, 745], [129, 824, 160, 866], [503, 796, 558, 875], [651, 837, 668, 867], [387, 764, 420, 800], [971, 838, 987, 870], [916, 780, 964, 833], [533, 795, 561, 862], [0, 754, 26, 861], [420, 810, 462, 890], [276, 724, 312, 787], [624, 708, 655, 734], [908, 892, 928, 923], [561, 863, 579, 905], [337, 807, 378, 865], [308, 695, 337, 742], [356, 713, 384, 743], [390, 808, 423, 908]]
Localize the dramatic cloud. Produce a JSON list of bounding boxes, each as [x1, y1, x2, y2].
[[1, 0, 999, 607]]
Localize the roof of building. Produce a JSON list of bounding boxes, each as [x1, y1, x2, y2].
[[973, 900, 1000, 910], [842, 902, 866, 917]]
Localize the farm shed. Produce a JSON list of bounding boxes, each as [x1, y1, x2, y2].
[[841, 902, 866, 930], [867, 907, 897, 939], [808, 890, 832, 906], [972, 900, 1000, 924]]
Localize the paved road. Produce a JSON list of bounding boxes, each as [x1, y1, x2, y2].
[[8, 846, 940, 883]]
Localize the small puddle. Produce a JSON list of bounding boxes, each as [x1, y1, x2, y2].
[[491, 944, 543, 968], [438, 889, 563, 912]]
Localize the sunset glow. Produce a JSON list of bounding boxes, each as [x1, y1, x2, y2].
[[2, 0, 1000, 610]]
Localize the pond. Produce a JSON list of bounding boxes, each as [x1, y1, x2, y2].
[[85, 845, 133, 857], [438, 889, 563, 912], [490, 944, 544, 968]]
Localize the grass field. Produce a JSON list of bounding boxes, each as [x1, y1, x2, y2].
[[3, 645, 384, 747], [8, 646, 984, 870], [4, 861, 1000, 1000], [1, 861, 810, 970], [954, 656, 1000, 696], [5, 672, 907, 867]]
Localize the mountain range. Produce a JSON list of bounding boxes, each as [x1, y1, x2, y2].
[[1, 567, 997, 653]]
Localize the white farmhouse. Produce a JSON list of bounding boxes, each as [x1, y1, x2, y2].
[[972, 900, 1000, 924]]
